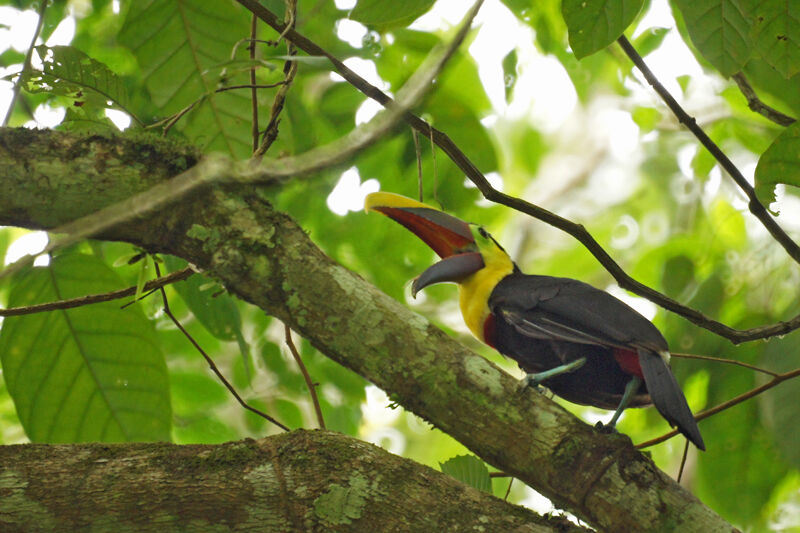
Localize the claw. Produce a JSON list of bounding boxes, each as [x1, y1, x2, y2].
[[595, 421, 618, 434], [518, 374, 546, 394]]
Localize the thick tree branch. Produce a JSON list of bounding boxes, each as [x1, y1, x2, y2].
[[0, 129, 735, 532], [0, 430, 587, 532]]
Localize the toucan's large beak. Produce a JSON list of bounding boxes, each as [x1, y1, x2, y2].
[[365, 192, 475, 258], [365, 192, 485, 295]]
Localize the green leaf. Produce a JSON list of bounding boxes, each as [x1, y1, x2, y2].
[[162, 256, 246, 343], [501, 48, 518, 103], [17, 45, 137, 123], [709, 199, 746, 248], [162, 256, 251, 376], [350, 0, 436, 30], [632, 27, 670, 57], [440, 455, 491, 493], [562, 0, 644, 59], [749, 0, 800, 79], [631, 106, 661, 132], [0, 253, 171, 442], [760, 335, 800, 469], [754, 120, 800, 208], [661, 255, 695, 296], [119, 0, 255, 158], [672, 0, 753, 77]]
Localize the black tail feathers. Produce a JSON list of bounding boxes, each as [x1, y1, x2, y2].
[[638, 349, 705, 451]]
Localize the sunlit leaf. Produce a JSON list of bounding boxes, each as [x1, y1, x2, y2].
[[350, 0, 436, 30], [631, 106, 661, 132], [749, 0, 800, 79], [709, 199, 746, 249], [632, 27, 670, 57], [754, 120, 800, 208], [502, 48, 518, 103], [118, 0, 255, 158], [672, 0, 753, 77], [16, 45, 138, 123], [562, 0, 644, 58], [0, 253, 171, 442]]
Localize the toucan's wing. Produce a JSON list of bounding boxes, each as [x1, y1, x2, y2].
[[491, 273, 705, 450], [490, 274, 667, 352]]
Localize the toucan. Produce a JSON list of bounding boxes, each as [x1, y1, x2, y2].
[[365, 191, 705, 450]]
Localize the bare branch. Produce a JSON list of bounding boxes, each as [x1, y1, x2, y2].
[[153, 263, 290, 432], [617, 35, 800, 266], [732, 72, 796, 127], [0, 267, 194, 316], [249, 14, 260, 153], [284, 325, 326, 429]]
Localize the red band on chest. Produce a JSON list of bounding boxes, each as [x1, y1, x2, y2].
[[613, 347, 643, 378]]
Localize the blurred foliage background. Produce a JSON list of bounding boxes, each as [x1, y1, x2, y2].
[[1, 0, 800, 529]]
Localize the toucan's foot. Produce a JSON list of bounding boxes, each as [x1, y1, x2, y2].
[[595, 421, 618, 434], [517, 374, 546, 394]]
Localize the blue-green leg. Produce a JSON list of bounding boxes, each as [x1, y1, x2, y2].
[[599, 376, 642, 431], [518, 357, 586, 391]]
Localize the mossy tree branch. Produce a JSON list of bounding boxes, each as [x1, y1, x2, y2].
[[0, 430, 587, 532], [0, 129, 735, 532]]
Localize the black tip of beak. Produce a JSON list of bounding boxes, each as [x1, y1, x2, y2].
[[411, 252, 485, 296]]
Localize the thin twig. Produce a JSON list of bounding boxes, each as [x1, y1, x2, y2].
[[154, 263, 290, 432], [732, 73, 795, 127], [284, 324, 326, 429], [254, 0, 298, 156], [637, 367, 800, 449], [249, 14, 260, 153], [617, 35, 800, 266], [429, 126, 440, 208], [2, 0, 48, 127], [0, 267, 194, 316], [413, 129, 423, 201], [503, 478, 514, 501], [677, 439, 689, 483], [216, 82, 287, 93], [671, 352, 779, 377], [149, 83, 285, 134]]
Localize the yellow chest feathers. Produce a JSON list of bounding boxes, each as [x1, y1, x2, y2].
[[458, 256, 513, 342]]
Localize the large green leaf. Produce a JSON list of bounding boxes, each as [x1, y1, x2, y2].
[[562, 0, 644, 59], [754, 120, 800, 207], [118, 0, 256, 158], [695, 363, 788, 524], [759, 335, 800, 470], [749, 0, 800, 79], [350, 0, 436, 30], [672, 0, 753, 77], [16, 45, 136, 124], [0, 253, 170, 442]]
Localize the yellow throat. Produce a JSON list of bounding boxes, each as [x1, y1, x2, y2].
[[458, 227, 514, 342]]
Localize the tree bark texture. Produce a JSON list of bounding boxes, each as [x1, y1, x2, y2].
[[0, 430, 588, 532], [0, 129, 737, 532]]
